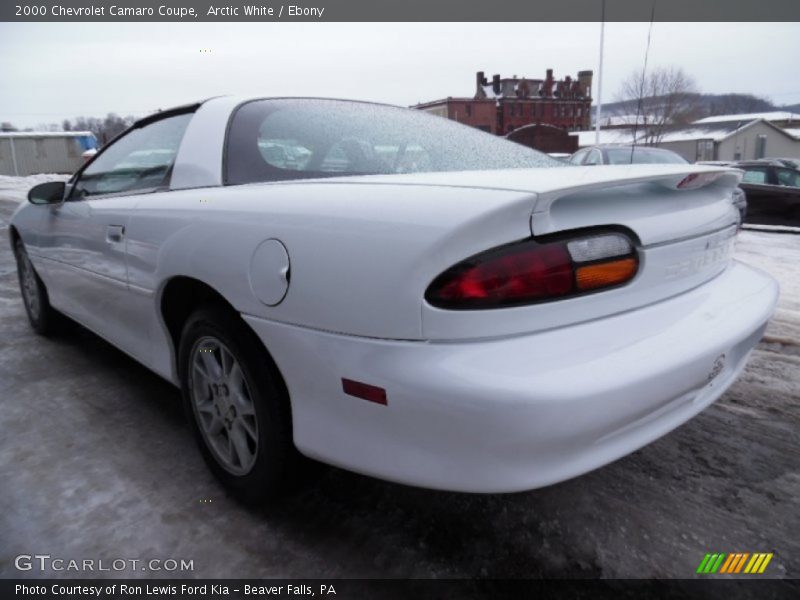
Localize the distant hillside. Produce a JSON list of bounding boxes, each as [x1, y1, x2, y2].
[[592, 93, 798, 121]]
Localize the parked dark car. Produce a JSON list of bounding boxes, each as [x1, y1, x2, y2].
[[734, 161, 800, 226], [746, 157, 800, 170]]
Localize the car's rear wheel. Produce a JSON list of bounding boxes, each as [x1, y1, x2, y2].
[[179, 306, 299, 504], [14, 239, 59, 335]]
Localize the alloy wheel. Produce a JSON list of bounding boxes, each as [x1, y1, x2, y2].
[[189, 336, 259, 475]]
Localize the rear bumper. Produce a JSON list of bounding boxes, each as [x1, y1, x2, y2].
[[243, 260, 778, 493]]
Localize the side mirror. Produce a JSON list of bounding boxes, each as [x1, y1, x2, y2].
[[28, 181, 66, 205]]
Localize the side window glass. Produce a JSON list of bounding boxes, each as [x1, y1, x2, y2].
[[569, 150, 586, 165], [776, 168, 800, 187], [319, 138, 390, 174], [584, 149, 601, 166], [72, 113, 193, 199], [741, 168, 768, 184], [258, 138, 312, 171]]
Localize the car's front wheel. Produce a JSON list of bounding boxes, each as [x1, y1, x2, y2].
[[14, 239, 59, 335], [179, 306, 299, 504]]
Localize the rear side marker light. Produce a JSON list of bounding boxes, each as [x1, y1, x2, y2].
[[576, 257, 638, 291], [426, 231, 638, 309], [342, 378, 387, 405]]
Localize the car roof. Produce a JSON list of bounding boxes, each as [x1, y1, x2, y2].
[[734, 160, 780, 167], [580, 144, 678, 153], [132, 96, 403, 130]]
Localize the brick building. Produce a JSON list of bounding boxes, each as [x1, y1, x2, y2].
[[414, 69, 593, 136]]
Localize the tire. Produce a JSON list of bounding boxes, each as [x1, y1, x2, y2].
[[14, 239, 60, 335], [179, 305, 300, 504]]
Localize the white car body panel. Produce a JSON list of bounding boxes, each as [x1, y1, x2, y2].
[[9, 96, 779, 493], [243, 261, 776, 492], [169, 96, 244, 190]]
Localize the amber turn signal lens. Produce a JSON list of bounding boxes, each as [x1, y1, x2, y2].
[[575, 257, 638, 291]]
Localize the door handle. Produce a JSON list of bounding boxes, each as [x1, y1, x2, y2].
[[106, 225, 125, 243]]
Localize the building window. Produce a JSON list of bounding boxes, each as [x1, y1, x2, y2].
[[465, 104, 472, 117], [696, 140, 714, 161], [755, 134, 767, 159]]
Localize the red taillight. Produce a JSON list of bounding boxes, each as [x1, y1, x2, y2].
[[426, 232, 638, 310], [432, 244, 573, 306]]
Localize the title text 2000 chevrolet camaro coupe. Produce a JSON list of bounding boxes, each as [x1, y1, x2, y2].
[[10, 98, 778, 502]]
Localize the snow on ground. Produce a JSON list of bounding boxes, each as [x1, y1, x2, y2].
[[0, 173, 70, 203], [736, 229, 800, 346], [0, 194, 797, 579]]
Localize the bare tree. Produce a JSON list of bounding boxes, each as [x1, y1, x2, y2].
[[62, 113, 137, 146], [615, 66, 701, 144]]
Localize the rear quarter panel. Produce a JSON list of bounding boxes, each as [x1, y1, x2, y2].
[[126, 182, 536, 355]]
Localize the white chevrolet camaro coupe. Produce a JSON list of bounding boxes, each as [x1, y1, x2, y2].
[[10, 97, 778, 503]]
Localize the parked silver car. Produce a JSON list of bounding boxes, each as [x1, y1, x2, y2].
[[569, 145, 688, 166]]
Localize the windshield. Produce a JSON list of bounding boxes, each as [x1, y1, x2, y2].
[[225, 99, 563, 185], [604, 147, 688, 165]]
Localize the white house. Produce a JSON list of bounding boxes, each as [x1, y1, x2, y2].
[[570, 118, 800, 163], [0, 131, 97, 176]]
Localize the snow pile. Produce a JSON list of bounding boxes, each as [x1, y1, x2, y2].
[[735, 230, 800, 345], [0, 174, 70, 203]]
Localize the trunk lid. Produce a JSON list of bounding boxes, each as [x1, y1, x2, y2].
[[408, 164, 743, 340]]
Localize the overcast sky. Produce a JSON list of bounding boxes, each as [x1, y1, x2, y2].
[[1, 22, 799, 128]]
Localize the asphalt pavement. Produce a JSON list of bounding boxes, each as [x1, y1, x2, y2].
[[0, 197, 798, 583]]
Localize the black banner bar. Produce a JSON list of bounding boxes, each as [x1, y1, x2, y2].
[[1, 0, 800, 23], [4, 579, 800, 600]]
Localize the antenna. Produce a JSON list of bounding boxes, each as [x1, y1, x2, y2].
[[630, 0, 656, 163], [594, 0, 605, 145]]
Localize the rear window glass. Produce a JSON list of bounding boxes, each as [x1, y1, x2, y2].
[[776, 168, 800, 187], [605, 147, 687, 165], [225, 99, 562, 185]]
